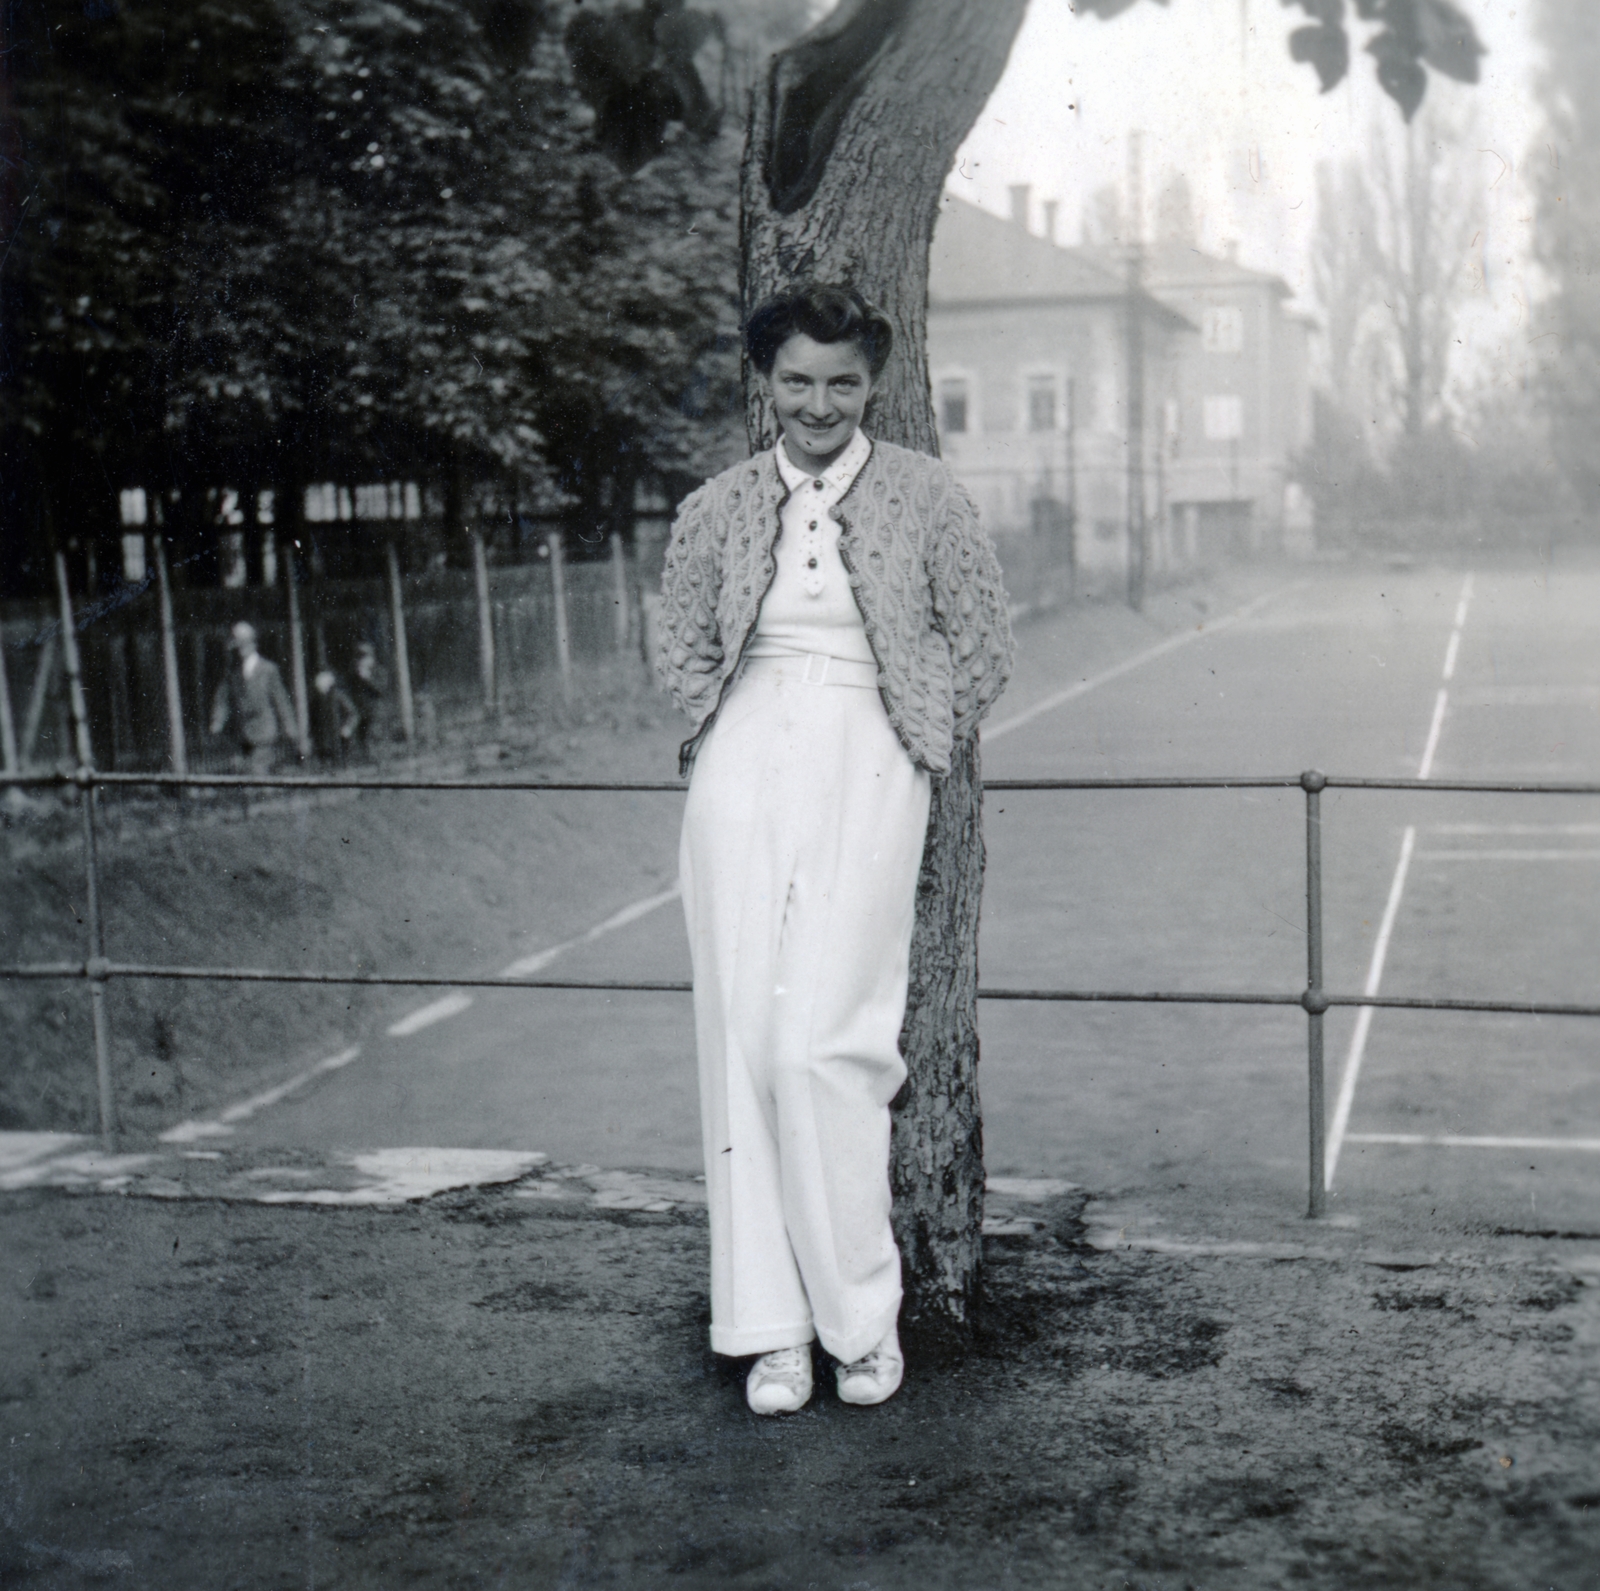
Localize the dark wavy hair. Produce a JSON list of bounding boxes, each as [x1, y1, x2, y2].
[[744, 283, 894, 379]]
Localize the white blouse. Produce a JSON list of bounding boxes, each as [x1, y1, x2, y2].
[[748, 427, 876, 665]]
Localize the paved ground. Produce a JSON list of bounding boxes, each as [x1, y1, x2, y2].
[[4, 1159, 1600, 1590]]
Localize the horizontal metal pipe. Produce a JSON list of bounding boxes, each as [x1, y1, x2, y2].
[[5, 961, 1600, 1020], [0, 771, 687, 793], [7, 768, 1600, 796]]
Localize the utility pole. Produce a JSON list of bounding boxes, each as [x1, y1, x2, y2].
[[1125, 129, 1147, 612]]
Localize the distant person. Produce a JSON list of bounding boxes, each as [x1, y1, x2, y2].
[[310, 668, 360, 764], [349, 641, 389, 752], [209, 621, 298, 775], [657, 283, 1014, 1417]]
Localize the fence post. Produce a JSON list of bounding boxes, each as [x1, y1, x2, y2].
[[547, 529, 573, 699], [471, 528, 497, 716], [152, 535, 188, 776], [283, 547, 312, 760], [0, 617, 18, 778], [609, 532, 630, 650], [385, 539, 417, 745], [54, 553, 117, 1146], [1301, 768, 1328, 1218]]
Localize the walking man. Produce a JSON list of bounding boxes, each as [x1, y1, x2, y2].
[[210, 621, 297, 773]]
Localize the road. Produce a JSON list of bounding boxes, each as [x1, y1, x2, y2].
[[196, 553, 1600, 1233]]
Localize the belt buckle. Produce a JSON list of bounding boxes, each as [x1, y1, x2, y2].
[[802, 653, 830, 686]]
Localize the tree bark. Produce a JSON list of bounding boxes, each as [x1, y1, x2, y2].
[[739, 0, 1027, 1351]]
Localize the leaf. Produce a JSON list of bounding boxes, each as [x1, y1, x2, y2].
[[1368, 27, 1428, 120], [1415, 0, 1484, 83], [1289, 21, 1350, 92]]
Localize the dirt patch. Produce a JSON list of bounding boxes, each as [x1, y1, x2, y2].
[[3, 1181, 1598, 1589]]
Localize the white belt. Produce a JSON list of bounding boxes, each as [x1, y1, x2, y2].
[[742, 652, 880, 689]]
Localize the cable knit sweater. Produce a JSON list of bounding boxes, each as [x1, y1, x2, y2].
[[656, 436, 1015, 777]]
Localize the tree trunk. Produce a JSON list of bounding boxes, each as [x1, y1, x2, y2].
[[739, 0, 1027, 1352]]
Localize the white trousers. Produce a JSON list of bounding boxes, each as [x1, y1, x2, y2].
[[679, 657, 932, 1363]]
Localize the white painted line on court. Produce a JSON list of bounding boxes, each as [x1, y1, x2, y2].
[[1328, 571, 1474, 1189], [983, 583, 1304, 742], [1346, 1133, 1600, 1152], [498, 884, 681, 978], [1326, 826, 1417, 1189], [1429, 823, 1600, 836], [1417, 689, 1450, 781], [1416, 850, 1600, 862], [387, 992, 475, 1037], [159, 1046, 363, 1143]]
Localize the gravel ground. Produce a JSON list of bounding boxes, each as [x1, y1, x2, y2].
[[4, 1172, 1599, 1590]]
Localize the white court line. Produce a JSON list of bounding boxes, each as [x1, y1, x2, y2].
[[159, 1046, 363, 1143], [1416, 850, 1600, 862], [498, 884, 681, 978], [1416, 689, 1450, 781], [378, 882, 683, 1035], [1325, 826, 1416, 1187], [1326, 571, 1476, 1189], [983, 583, 1303, 742], [1429, 823, 1600, 836], [1347, 1133, 1600, 1152], [388, 992, 475, 1037]]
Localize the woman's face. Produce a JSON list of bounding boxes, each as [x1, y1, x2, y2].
[[763, 333, 875, 471]]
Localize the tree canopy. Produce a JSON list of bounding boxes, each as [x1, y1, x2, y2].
[[0, 0, 801, 594]]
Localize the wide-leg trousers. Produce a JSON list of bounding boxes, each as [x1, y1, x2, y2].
[[679, 656, 932, 1365]]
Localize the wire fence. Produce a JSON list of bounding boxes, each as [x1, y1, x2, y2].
[[8, 557, 1600, 1218]]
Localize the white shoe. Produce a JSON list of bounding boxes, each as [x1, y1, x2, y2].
[[746, 1345, 814, 1415], [836, 1326, 904, 1407]]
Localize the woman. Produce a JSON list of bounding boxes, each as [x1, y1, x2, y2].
[[656, 282, 1014, 1415]]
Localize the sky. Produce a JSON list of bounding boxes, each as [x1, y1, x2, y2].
[[946, 0, 1549, 405]]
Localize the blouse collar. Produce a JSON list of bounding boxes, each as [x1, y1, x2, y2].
[[774, 427, 872, 499]]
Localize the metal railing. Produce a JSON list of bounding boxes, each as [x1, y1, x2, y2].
[[7, 562, 1600, 1216]]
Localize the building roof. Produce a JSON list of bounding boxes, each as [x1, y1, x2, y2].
[[1078, 241, 1292, 299], [929, 196, 1190, 328]]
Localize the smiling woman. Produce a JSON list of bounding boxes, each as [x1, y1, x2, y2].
[[655, 281, 1016, 1418]]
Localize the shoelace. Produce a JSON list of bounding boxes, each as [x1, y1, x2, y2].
[[754, 1347, 810, 1385], [840, 1347, 899, 1378]]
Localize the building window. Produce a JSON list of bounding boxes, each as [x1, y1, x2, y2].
[[938, 378, 970, 435], [1203, 394, 1244, 441], [1202, 306, 1244, 354], [1026, 375, 1058, 432]]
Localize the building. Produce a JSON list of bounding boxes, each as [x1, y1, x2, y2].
[[927, 191, 1314, 587]]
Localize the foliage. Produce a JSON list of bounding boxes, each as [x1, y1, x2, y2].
[[1077, 0, 1483, 120], [1311, 105, 1482, 448], [2, 0, 803, 592]]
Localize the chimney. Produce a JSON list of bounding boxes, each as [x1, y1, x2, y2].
[[1007, 183, 1031, 231], [1042, 199, 1059, 243]]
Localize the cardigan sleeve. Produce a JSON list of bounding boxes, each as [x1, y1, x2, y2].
[[926, 469, 1016, 740], [654, 482, 726, 724]]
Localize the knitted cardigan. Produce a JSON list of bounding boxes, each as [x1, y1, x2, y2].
[[655, 437, 1015, 777]]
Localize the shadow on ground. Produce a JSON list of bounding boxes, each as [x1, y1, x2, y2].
[[3, 1174, 1599, 1589]]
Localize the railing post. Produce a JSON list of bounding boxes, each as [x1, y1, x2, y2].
[[283, 545, 312, 760], [1301, 768, 1328, 1218], [0, 616, 19, 779], [385, 539, 417, 747], [471, 528, 497, 716], [152, 535, 188, 777], [55, 553, 117, 1146], [609, 531, 630, 650], [547, 528, 573, 700]]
